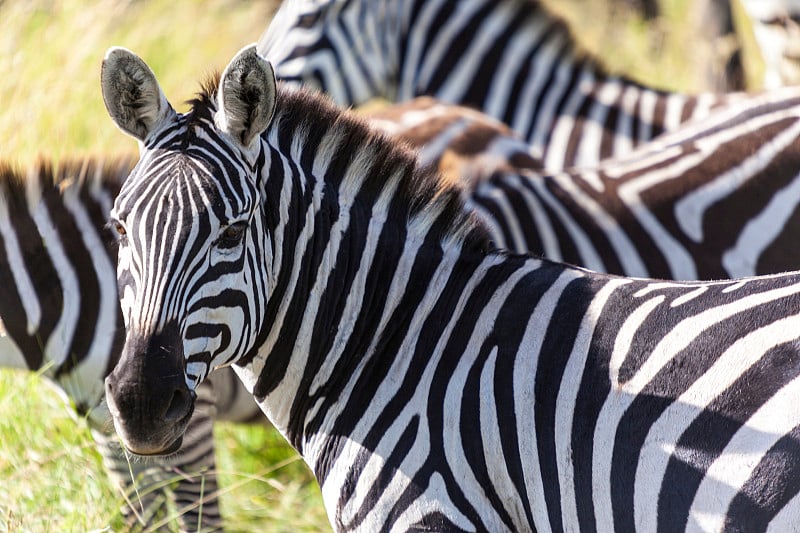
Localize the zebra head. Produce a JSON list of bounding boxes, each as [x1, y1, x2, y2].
[[101, 45, 276, 455], [258, 0, 397, 105]]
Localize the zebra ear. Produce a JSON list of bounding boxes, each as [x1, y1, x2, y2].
[[215, 44, 277, 149], [101, 47, 175, 142]]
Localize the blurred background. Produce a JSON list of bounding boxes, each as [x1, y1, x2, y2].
[[0, 0, 786, 531]]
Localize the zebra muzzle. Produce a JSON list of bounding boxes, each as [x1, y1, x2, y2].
[[104, 323, 196, 455]]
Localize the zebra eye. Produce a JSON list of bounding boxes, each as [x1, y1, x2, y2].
[[115, 223, 127, 236], [218, 221, 247, 248]]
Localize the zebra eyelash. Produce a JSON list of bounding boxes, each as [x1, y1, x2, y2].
[[214, 221, 248, 250]]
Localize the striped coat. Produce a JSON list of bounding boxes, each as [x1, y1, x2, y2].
[[366, 89, 800, 279], [101, 45, 800, 532]]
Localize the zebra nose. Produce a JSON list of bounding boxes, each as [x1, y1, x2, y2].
[[104, 369, 196, 423]]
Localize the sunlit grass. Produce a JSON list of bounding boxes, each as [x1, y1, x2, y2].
[[0, 369, 328, 532], [0, 0, 279, 163], [545, 0, 763, 93], [0, 370, 124, 531]]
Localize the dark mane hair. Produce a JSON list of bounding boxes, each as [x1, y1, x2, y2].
[[185, 71, 222, 126], [186, 72, 493, 254], [0, 155, 134, 206]]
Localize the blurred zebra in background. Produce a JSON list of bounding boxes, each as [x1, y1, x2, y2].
[[258, 0, 746, 171], [0, 158, 262, 531], [366, 86, 800, 279], [101, 45, 800, 532]]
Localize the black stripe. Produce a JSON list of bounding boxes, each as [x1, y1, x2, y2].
[[657, 341, 800, 532]]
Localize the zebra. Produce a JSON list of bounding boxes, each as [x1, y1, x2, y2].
[[101, 44, 800, 532], [0, 158, 262, 531], [365, 89, 800, 280], [257, 0, 745, 171], [362, 96, 543, 182]]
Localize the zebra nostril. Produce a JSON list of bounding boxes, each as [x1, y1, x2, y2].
[[104, 377, 117, 407], [164, 387, 194, 421]]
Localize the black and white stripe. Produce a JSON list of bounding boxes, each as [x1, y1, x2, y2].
[[258, 0, 742, 171], [0, 158, 262, 531], [102, 46, 800, 532], [367, 89, 800, 279]]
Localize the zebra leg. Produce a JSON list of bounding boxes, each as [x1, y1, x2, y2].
[[206, 366, 264, 425], [169, 380, 223, 532], [91, 427, 171, 531]]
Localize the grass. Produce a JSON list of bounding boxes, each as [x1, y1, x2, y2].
[[0, 0, 768, 531], [0, 0, 281, 163], [0, 370, 328, 532]]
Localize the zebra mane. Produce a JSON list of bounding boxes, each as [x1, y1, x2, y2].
[[0, 155, 132, 209], [188, 74, 494, 254]]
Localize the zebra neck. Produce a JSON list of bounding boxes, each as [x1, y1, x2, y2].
[[251, 225, 495, 457], [243, 177, 488, 451]]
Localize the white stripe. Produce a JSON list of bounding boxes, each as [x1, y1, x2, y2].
[[0, 193, 41, 335], [512, 267, 585, 532], [552, 276, 624, 530], [617, 150, 708, 279], [552, 171, 649, 276], [529, 175, 606, 272], [416, 2, 486, 94], [722, 170, 800, 277], [592, 279, 800, 530], [544, 68, 595, 171], [671, 286, 709, 307], [675, 118, 800, 244], [766, 490, 800, 532], [485, 15, 550, 120], [613, 84, 639, 157], [575, 79, 622, 169], [0, 329, 27, 369], [442, 261, 536, 530], [527, 37, 574, 167], [257, 162, 327, 434], [31, 199, 79, 367], [636, 90, 657, 145], [59, 185, 119, 407], [636, 312, 800, 531], [498, 173, 562, 260], [664, 92, 688, 131], [688, 371, 800, 531], [474, 182, 530, 255]]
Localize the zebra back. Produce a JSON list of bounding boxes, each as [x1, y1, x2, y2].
[[259, 0, 741, 170], [366, 88, 800, 279], [363, 96, 542, 185], [0, 157, 263, 531]]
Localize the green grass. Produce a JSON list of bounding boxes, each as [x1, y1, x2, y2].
[[0, 0, 768, 531], [0, 370, 328, 532]]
